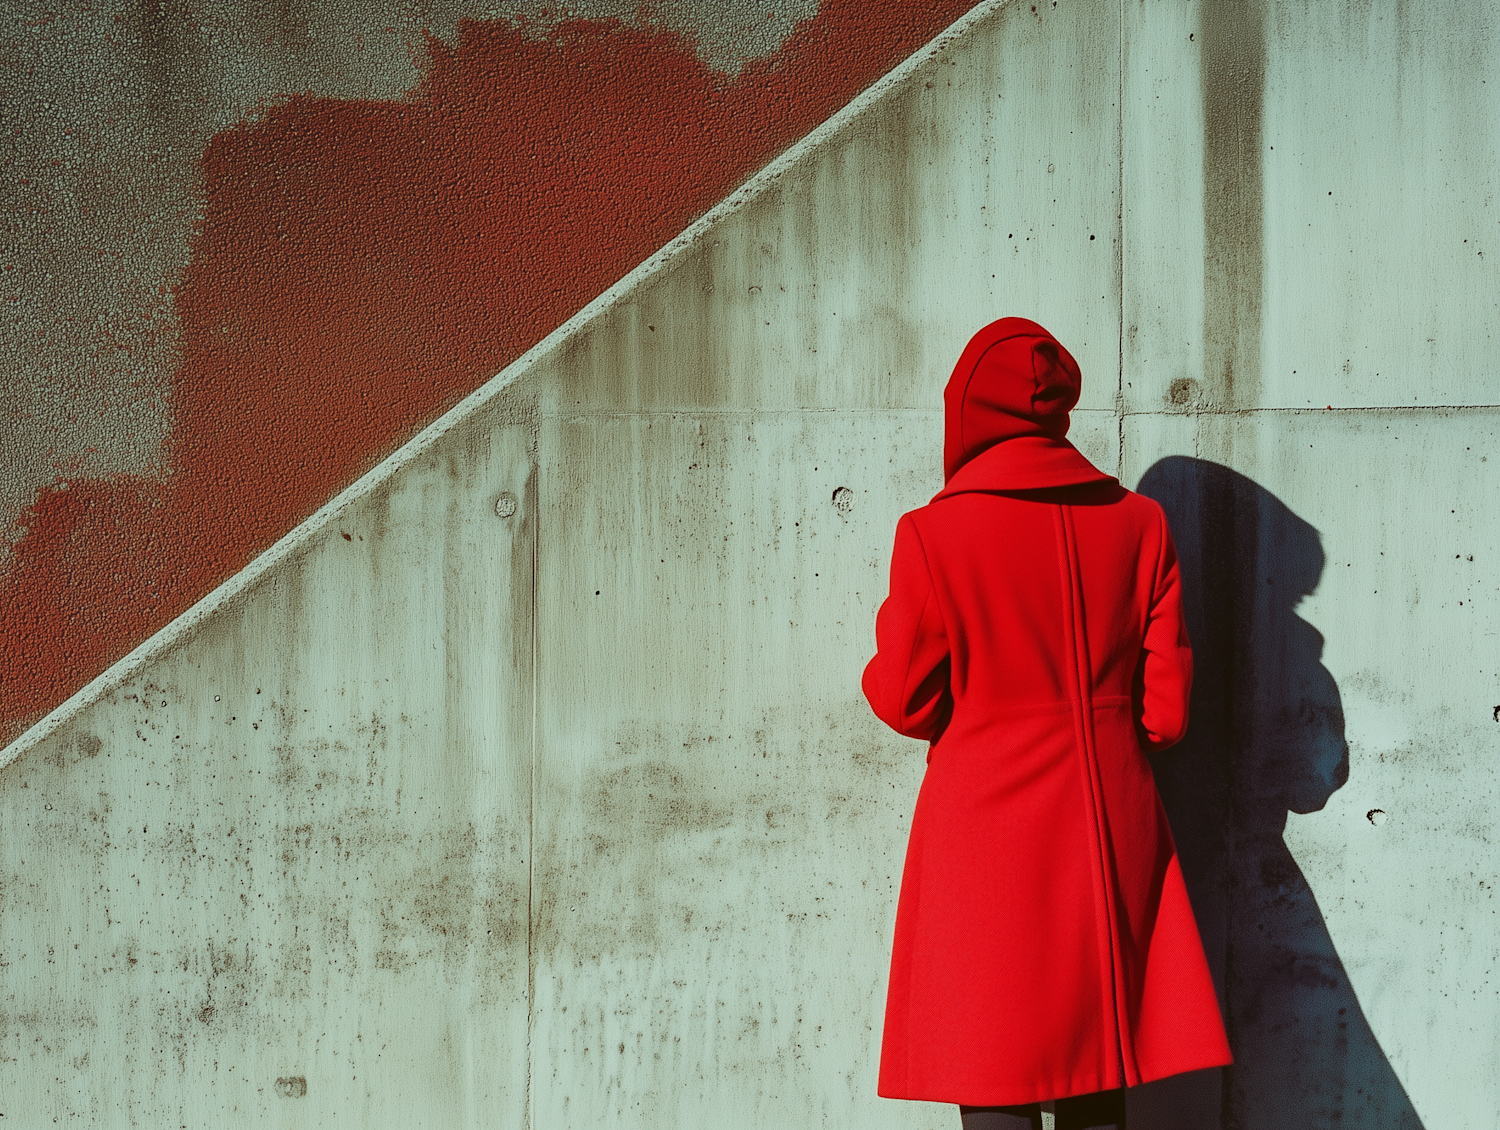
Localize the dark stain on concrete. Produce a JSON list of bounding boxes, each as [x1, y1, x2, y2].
[[1201, 0, 1266, 410], [586, 758, 738, 843], [275, 1075, 307, 1097], [531, 708, 914, 971], [1168, 376, 1201, 409]]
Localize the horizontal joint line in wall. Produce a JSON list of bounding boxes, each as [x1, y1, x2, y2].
[[1118, 404, 1500, 416]]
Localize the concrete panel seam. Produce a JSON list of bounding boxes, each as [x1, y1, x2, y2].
[[528, 481, 539, 1130], [1120, 405, 1500, 417], [1116, 0, 1126, 483]]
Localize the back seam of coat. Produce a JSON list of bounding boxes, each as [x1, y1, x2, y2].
[[1055, 503, 1132, 1088]]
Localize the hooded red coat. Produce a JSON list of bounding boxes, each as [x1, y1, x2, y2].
[[864, 318, 1231, 1105]]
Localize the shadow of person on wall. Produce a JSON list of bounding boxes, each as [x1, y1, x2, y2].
[[1127, 457, 1425, 1130]]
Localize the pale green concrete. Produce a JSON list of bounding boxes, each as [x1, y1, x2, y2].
[[1, 418, 536, 1124]]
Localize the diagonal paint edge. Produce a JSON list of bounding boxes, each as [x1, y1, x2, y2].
[[0, 0, 1012, 770]]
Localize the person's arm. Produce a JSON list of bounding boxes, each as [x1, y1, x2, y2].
[[862, 514, 953, 742], [1135, 507, 1193, 750]]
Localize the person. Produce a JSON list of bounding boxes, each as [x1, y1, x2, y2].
[[862, 318, 1232, 1130]]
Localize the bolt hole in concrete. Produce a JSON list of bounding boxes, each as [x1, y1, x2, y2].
[[832, 486, 853, 517], [495, 491, 517, 518], [1366, 808, 1388, 826], [1168, 377, 1200, 406]]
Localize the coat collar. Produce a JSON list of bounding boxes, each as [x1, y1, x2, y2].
[[931, 434, 1116, 501]]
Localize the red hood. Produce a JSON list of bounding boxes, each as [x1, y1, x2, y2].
[[936, 317, 1113, 496], [944, 317, 1083, 481]]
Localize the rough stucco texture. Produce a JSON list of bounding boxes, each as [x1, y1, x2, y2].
[[0, 1, 978, 744]]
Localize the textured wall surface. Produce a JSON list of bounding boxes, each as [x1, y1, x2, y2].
[[3, 0, 1498, 1127], [1, 0, 819, 535], [1, 0, 975, 743]]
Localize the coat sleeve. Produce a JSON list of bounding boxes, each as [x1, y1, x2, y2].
[[1134, 506, 1194, 751], [862, 514, 953, 742]]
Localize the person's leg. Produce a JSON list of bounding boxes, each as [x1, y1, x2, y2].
[[1054, 1088, 1125, 1130], [958, 1104, 1043, 1130]]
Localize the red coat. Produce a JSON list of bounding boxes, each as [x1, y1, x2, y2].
[[864, 319, 1231, 1106]]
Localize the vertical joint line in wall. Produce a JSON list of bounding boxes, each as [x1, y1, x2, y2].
[[527, 477, 538, 1130], [1116, 0, 1125, 482]]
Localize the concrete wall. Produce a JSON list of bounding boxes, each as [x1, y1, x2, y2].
[[3, 1, 1497, 1126]]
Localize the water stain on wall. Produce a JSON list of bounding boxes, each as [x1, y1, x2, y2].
[[1200, 0, 1265, 411], [533, 707, 912, 967]]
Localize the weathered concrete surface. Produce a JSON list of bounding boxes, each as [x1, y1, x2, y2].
[[551, 0, 1121, 419], [0, 418, 536, 1124], [1124, 0, 1500, 415], [4, 0, 1499, 1127], [1123, 410, 1499, 1129], [530, 410, 1114, 1128], [531, 7, 1119, 1124]]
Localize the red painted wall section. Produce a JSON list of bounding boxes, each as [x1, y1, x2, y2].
[[1, 1, 978, 743]]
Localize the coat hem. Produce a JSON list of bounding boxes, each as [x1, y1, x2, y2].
[[878, 1071, 1122, 1108], [877, 1050, 1233, 1107]]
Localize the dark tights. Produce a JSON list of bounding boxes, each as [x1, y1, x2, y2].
[[959, 1088, 1124, 1130]]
